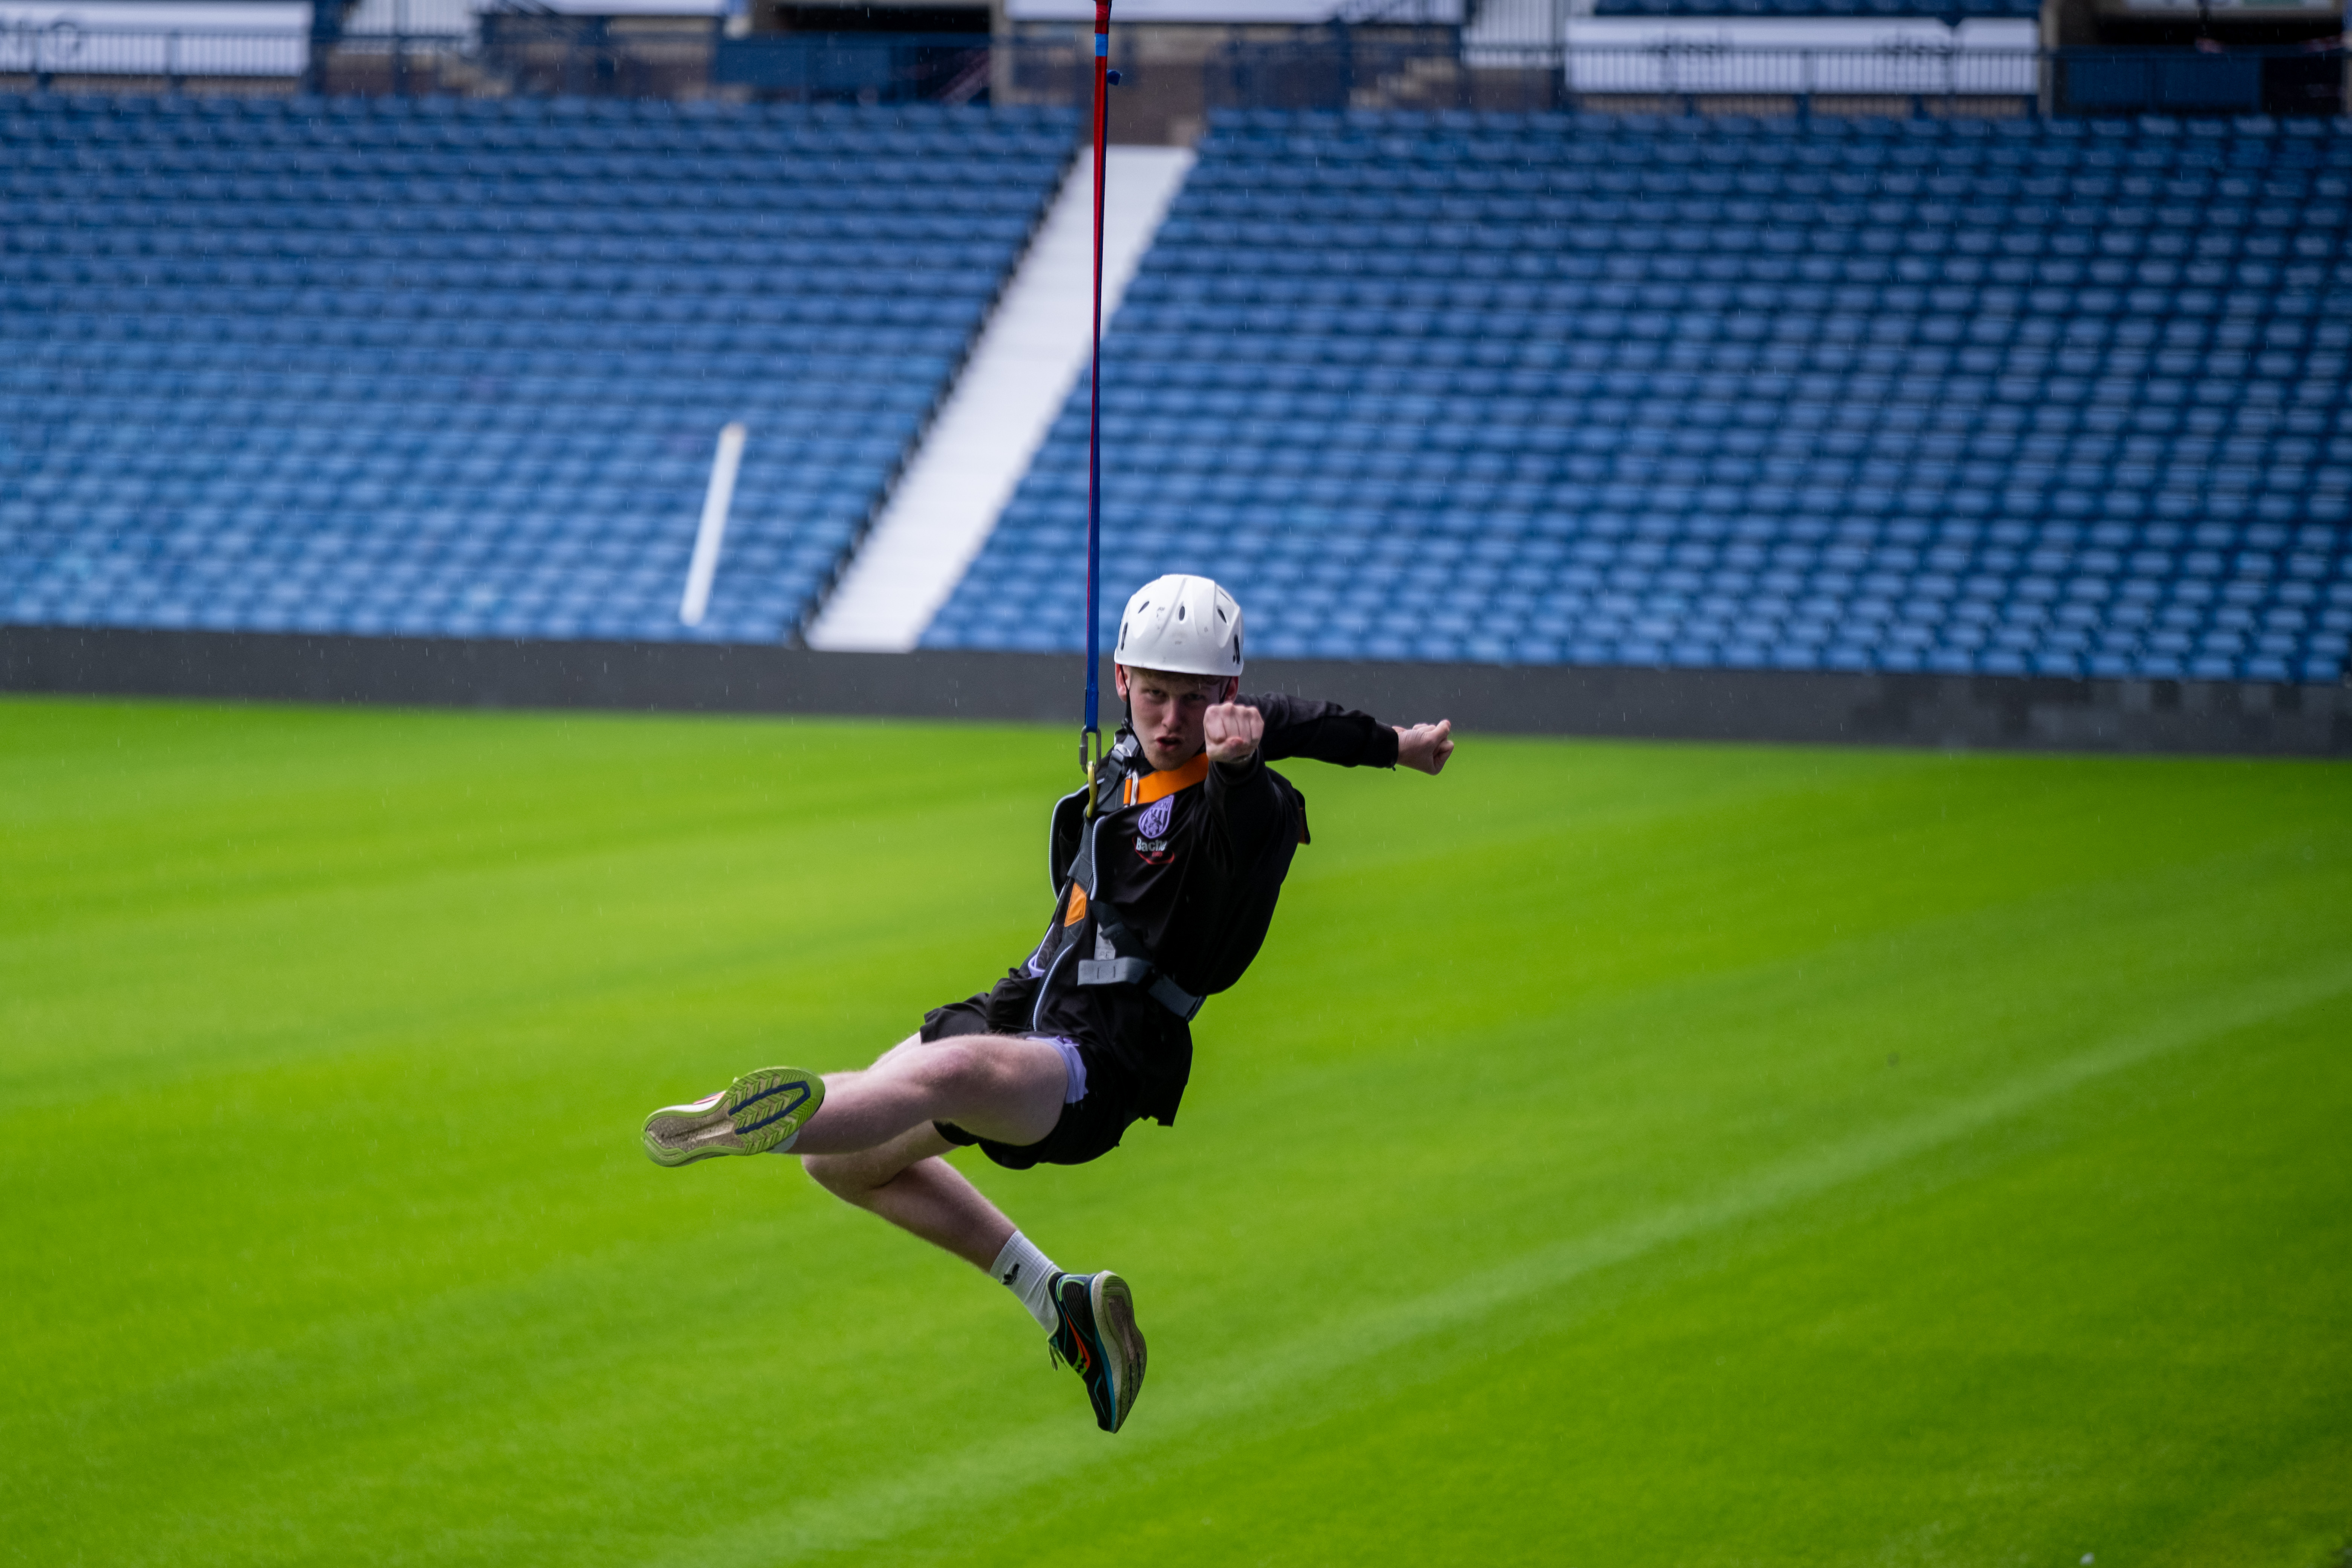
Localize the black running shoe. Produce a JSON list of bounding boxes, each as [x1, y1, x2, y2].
[[1047, 1270, 1145, 1434]]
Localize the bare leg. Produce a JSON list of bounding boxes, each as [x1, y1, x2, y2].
[[794, 1031, 1067, 1271], [792, 1032, 1066, 1158], [802, 1122, 1014, 1271], [800, 1033, 1145, 1430]]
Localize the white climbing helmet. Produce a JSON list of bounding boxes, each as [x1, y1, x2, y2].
[[1115, 574, 1244, 679]]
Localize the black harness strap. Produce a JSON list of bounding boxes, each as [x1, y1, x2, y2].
[[1057, 758, 1207, 1023]]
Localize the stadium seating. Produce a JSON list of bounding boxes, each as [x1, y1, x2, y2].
[[1593, 0, 2037, 19], [0, 93, 1071, 643], [923, 109, 2352, 684]]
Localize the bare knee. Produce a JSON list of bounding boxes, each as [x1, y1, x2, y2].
[[804, 1122, 947, 1204], [804, 1148, 894, 1204]]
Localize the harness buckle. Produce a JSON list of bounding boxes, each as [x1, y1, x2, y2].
[[1080, 725, 1105, 819]]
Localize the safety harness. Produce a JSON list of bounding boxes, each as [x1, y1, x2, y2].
[[1045, 737, 1208, 1024]]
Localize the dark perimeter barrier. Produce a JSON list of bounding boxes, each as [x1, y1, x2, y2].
[[3, 626, 2346, 756]]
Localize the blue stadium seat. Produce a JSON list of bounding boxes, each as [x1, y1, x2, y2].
[[0, 95, 1073, 644], [922, 109, 2352, 686]]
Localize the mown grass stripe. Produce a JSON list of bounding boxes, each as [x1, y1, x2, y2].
[[657, 960, 2352, 1565]]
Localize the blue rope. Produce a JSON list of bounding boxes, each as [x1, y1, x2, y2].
[[1083, 0, 1110, 755]]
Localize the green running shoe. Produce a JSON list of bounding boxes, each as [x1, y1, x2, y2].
[[1047, 1270, 1145, 1434], [641, 1067, 824, 1167]]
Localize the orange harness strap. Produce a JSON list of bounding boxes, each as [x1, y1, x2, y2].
[[1121, 752, 1211, 808]]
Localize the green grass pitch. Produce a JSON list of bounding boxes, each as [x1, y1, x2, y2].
[[3, 695, 2348, 1567]]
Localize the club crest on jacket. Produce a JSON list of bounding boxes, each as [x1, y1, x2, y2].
[[1135, 794, 1175, 863]]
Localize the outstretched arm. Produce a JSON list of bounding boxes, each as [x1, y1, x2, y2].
[[1394, 719, 1453, 775], [1242, 693, 1453, 775], [1241, 693, 1395, 766]]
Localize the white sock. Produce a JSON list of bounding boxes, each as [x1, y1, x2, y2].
[[990, 1231, 1062, 1331]]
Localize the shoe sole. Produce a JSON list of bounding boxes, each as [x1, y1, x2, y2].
[[1092, 1270, 1146, 1433], [642, 1066, 824, 1167]]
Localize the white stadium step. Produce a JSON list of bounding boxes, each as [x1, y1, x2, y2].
[[804, 144, 1196, 654]]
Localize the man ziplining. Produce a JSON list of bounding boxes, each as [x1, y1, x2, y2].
[[642, 573, 1455, 1433]]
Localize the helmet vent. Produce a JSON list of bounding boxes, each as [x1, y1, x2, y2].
[[1116, 573, 1244, 680]]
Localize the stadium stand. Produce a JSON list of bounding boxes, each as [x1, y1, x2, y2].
[[0, 94, 1071, 643], [1592, 0, 2038, 19], [923, 109, 2352, 685]]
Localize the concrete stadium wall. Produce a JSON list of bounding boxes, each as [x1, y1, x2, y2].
[[3, 625, 2346, 757]]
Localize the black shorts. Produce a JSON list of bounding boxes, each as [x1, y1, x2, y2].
[[920, 991, 1146, 1171]]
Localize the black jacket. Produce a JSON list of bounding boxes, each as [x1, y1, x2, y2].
[[1014, 694, 1400, 1124]]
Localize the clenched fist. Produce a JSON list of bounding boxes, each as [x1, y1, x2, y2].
[[1394, 719, 1454, 775], [1204, 701, 1265, 764]]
